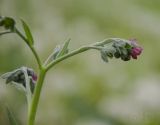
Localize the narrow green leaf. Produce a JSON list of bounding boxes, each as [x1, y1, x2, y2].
[[44, 45, 61, 65], [21, 19, 34, 45], [56, 38, 71, 57], [51, 45, 61, 60], [6, 106, 18, 125], [44, 38, 70, 65]]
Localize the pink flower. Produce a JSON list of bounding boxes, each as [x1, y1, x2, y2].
[[131, 47, 143, 59], [129, 39, 143, 59], [32, 73, 38, 81]]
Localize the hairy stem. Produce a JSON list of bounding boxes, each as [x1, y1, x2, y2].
[[45, 38, 115, 71], [28, 68, 46, 125], [45, 46, 90, 71]]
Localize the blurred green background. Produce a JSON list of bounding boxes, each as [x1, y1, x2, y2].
[[0, 0, 160, 125]]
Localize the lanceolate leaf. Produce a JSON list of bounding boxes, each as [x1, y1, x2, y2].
[[21, 19, 34, 45], [51, 45, 61, 60], [56, 38, 71, 58], [43, 45, 61, 65], [44, 39, 70, 65]]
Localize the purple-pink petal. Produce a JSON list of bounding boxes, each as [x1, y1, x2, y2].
[[128, 39, 143, 60], [131, 47, 143, 59], [32, 73, 38, 81], [129, 39, 138, 47]]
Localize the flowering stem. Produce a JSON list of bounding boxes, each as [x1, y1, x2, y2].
[[28, 68, 46, 125], [45, 39, 113, 71], [14, 27, 45, 125], [45, 46, 90, 71], [14, 32, 114, 125]]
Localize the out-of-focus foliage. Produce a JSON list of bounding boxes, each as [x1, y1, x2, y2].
[[0, 0, 160, 125]]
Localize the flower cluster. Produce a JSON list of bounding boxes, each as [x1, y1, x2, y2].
[[99, 38, 143, 62], [1, 67, 37, 93]]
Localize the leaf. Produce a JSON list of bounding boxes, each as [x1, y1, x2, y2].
[[51, 45, 61, 60], [21, 19, 34, 45], [44, 45, 61, 65], [1, 71, 13, 79], [6, 106, 18, 125], [21, 67, 32, 103], [56, 38, 71, 57], [11, 82, 26, 93], [100, 50, 108, 63], [1, 69, 22, 84]]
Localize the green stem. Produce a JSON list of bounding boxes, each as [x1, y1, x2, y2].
[[15, 28, 42, 70], [45, 38, 114, 71], [28, 68, 46, 125], [0, 31, 12, 36], [45, 46, 96, 71], [15, 28, 45, 125]]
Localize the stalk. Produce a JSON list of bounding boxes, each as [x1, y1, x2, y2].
[[27, 68, 46, 125]]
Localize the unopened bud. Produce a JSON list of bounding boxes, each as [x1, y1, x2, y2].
[[0, 16, 15, 31]]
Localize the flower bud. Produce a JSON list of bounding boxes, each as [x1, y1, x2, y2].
[[114, 51, 121, 58], [0, 16, 15, 31], [1, 67, 37, 93], [27, 68, 38, 82]]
